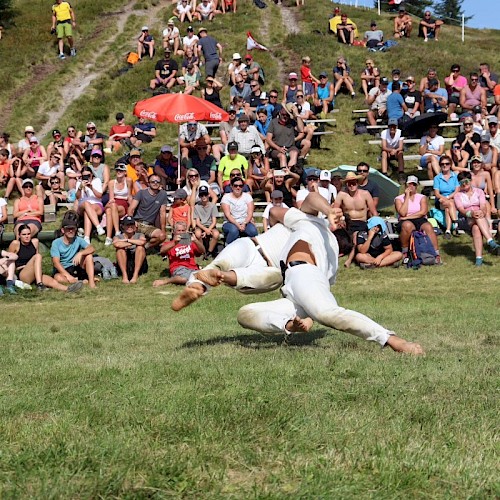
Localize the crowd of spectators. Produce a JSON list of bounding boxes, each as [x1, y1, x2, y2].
[[1, 3, 500, 295]]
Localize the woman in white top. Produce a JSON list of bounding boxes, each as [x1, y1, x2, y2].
[[104, 163, 133, 245], [76, 166, 104, 243], [221, 175, 257, 244]]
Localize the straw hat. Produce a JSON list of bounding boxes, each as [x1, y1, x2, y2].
[[342, 171, 363, 183]]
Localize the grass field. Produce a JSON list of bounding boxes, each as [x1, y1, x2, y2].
[[1, 0, 500, 496], [0, 249, 499, 497]]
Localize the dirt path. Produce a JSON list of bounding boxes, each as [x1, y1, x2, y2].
[[37, 1, 166, 140]]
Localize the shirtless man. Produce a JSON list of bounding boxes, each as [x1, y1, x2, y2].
[[394, 7, 412, 39], [236, 193, 424, 355], [334, 171, 378, 267]]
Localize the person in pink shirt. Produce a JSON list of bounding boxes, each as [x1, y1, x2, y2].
[[454, 171, 500, 266], [444, 64, 467, 121], [394, 175, 440, 263]]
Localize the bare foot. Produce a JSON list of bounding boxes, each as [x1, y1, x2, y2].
[[387, 335, 425, 355], [196, 269, 223, 287], [122, 278, 130, 284], [171, 283, 205, 311], [130, 278, 137, 284], [153, 279, 167, 288], [286, 315, 314, 333]]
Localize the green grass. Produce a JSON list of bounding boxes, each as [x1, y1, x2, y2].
[[0, 251, 499, 497]]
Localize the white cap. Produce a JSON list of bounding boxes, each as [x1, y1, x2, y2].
[[406, 175, 419, 185], [141, 26, 149, 31], [320, 170, 331, 181], [232, 52, 242, 60], [260, 92, 267, 99]]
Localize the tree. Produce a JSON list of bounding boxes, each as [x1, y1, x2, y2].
[[433, 0, 473, 26]]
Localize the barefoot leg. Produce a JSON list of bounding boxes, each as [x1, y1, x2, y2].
[[171, 283, 205, 311], [386, 335, 425, 355]]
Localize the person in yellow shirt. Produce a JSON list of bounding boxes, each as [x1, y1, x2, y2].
[[51, 0, 76, 60]]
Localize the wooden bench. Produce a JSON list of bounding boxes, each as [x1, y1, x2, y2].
[[366, 122, 461, 131], [368, 137, 454, 146]]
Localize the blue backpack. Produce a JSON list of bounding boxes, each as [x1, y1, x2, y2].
[[407, 230, 437, 268]]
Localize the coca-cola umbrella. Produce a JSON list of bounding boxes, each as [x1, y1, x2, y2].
[[133, 93, 229, 184]]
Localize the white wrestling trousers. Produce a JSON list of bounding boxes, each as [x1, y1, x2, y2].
[[237, 264, 392, 346], [187, 238, 283, 294]]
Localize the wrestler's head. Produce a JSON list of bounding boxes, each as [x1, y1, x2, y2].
[[333, 228, 353, 257]]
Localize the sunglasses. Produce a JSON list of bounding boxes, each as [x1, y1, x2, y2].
[[470, 78, 479, 82], [296, 95, 304, 98], [464, 123, 473, 126], [306, 177, 318, 181], [68, 129, 76, 133], [50, 180, 60, 184], [269, 95, 278, 98], [440, 162, 451, 166], [24, 184, 34, 188], [232, 184, 244, 188], [188, 173, 199, 178], [230, 173, 241, 177], [357, 169, 369, 173], [196, 147, 206, 151], [452, 146, 461, 149], [87, 127, 96, 130], [250, 84, 258, 88], [459, 179, 471, 185]]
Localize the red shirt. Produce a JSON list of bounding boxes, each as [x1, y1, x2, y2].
[[165, 242, 202, 273], [301, 64, 312, 84], [109, 125, 133, 137]]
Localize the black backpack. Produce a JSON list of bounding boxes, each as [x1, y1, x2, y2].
[[354, 120, 368, 135], [253, 0, 267, 8]]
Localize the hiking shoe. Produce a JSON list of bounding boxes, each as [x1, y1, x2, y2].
[[475, 257, 483, 267], [58, 53, 65, 60], [36, 283, 49, 291], [444, 231, 452, 240], [15, 279, 32, 290], [487, 240, 500, 254], [96, 225, 105, 236], [102, 268, 112, 280], [70, 48, 76, 56], [104, 237, 113, 246], [6, 285, 17, 295], [67, 281, 84, 293], [110, 266, 119, 279]]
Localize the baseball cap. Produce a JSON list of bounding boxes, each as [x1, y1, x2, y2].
[[488, 116, 498, 124], [288, 72, 298, 79], [251, 145, 262, 154], [24, 125, 35, 133], [319, 170, 331, 181], [141, 26, 149, 31], [227, 141, 239, 150], [319, 71, 328, 78], [245, 54, 253, 60], [121, 215, 136, 226], [380, 77, 389, 85], [399, 6, 405, 11], [227, 105, 236, 112], [168, 18, 175, 25], [392, 68, 401, 75], [130, 149, 141, 157], [406, 175, 419, 185], [91, 149, 103, 157], [388, 118, 398, 126], [174, 188, 187, 199], [187, 26, 194, 32], [481, 132, 491, 142], [428, 78, 439, 86], [271, 190, 284, 199], [470, 155, 482, 163], [86, 121, 96, 128], [161, 145, 173, 153], [306, 168, 321, 178], [238, 114, 250, 122], [232, 52, 242, 60], [29, 136, 39, 143], [22, 178, 34, 187], [198, 185, 209, 196], [52, 129, 61, 137], [260, 92, 268, 99]]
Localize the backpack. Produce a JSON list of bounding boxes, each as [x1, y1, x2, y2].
[[354, 120, 368, 135], [406, 230, 437, 268], [253, 0, 267, 8], [127, 52, 140, 65]]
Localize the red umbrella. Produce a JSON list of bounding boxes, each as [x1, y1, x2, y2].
[[133, 93, 229, 123], [133, 94, 229, 186]]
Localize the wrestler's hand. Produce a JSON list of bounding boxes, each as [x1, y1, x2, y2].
[[327, 207, 344, 231]]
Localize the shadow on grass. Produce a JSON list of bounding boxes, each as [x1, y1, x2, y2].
[[441, 240, 496, 265], [181, 329, 328, 350]]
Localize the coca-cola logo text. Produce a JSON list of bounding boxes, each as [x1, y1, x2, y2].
[[139, 110, 157, 119], [174, 112, 195, 121], [209, 112, 222, 120]]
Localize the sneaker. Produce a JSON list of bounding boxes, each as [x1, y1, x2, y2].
[[36, 283, 49, 291], [58, 53, 65, 59], [424, 38, 428, 42], [104, 237, 113, 246], [70, 48, 76, 56], [487, 239, 500, 254], [6, 285, 17, 295], [109, 266, 119, 279], [475, 257, 483, 267], [351, 92, 356, 99], [96, 225, 105, 236], [15, 279, 32, 290], [67, 281, 84, 293], [78, 228, 85, 238], [102, 268, 112, 280], [444, 231, 452, 240], [83, 236, 91, 244]]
